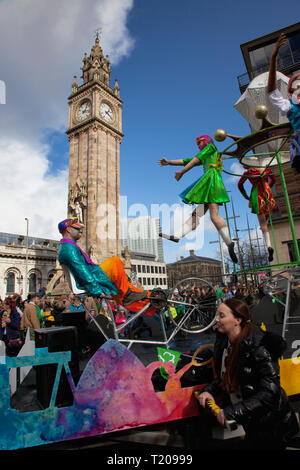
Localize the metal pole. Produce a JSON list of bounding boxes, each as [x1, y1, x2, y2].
[[231, 198, 244, 270], [246, 214, 255, 267], [276, 151, 300, 262], [24, 218, 29, 299]]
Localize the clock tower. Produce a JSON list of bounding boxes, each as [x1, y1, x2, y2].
[[66, 34, 123, 263]]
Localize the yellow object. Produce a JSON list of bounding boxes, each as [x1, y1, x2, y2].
[[206, 399, 221, 416], [260, 322, 267, 331], [279, 357, 300, 396], [169, 307, 178, 319]]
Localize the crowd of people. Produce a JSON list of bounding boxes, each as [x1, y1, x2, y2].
[[0, 290, 128, 357], [0, 278, 275, 356]]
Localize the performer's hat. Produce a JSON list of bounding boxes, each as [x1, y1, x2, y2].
[[287, 73, 300, 95], [58, 217, 84, 233]]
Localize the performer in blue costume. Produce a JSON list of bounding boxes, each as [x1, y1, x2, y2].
[[58, 218, 118, 297], [267, 33, 300, 172], [58, 218, 156, 316]]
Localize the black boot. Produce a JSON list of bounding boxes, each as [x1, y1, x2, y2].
[[228, 242, 238, 264], [159, 232, 179, 243], [268, 247, 274, 262]]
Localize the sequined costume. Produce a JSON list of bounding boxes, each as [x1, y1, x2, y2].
[[58, 239, 155, 315], [238, 168, 279, 215], [179, 143, 230, 205]]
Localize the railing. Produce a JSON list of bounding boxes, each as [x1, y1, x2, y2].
[[237, 50, 300, 91]]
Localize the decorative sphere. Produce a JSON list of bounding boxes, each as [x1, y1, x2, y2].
[[255, 104, 268, 119], [214, 129, 227, 142]]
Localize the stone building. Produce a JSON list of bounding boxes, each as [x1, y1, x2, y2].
[[166, 250, 222, 287], [66, 33, 123, 264], [0, 232, 57, 300]]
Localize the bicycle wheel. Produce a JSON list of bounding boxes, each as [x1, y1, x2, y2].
[[168, 277, 218, 334]]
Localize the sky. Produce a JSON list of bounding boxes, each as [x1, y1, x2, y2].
[[0, 0, 298, 264]]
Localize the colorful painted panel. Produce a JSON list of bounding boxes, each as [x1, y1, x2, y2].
[[0, 340, 205, 450]]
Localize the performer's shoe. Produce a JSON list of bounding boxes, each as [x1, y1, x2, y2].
[[123, 288, 148, 306], [268, 247, 274, 263], [159, 232, 179, 243], [228, 242, 238, 264]]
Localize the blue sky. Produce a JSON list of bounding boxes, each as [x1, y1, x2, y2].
[[0, 0, 298, 264]]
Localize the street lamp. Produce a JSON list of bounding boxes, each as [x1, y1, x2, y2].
[[24, 218, 29, 299]]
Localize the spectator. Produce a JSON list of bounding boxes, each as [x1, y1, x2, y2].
[[1, 298, 22, 355], [222, 286, 232, 301], [197, 298, 299, 450], [115, 307, 127, 336], [20, 293, 42, 340], [68, 295, 84, 311]]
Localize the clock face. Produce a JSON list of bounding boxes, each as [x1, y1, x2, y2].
[[77, 101, 91, 121], [100, 102, 113, 123]]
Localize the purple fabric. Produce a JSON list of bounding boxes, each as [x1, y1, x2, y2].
[[60, 239, 96, 265]]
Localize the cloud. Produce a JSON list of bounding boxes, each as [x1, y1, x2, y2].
[[0, 139, 68, 239], [225, 161, 244, 183], [0, 0, 135, 239]]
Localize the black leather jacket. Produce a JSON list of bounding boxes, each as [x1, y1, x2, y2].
[[204, 326, 298, 443]]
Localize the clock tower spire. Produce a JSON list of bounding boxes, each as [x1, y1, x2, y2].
[[66, 33, 123, 263]]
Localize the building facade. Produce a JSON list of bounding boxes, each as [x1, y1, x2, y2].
[[121, 216, 164, 262], [237, 23, 300, 265], [0, 232, 57, 300], [166, 250, 222, 287], [121, 216, 167, 289]]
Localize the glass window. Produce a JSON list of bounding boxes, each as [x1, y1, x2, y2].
[[287, 240, 300, 262], [249, 41, 291, 75], [29, 273, 36, 293], [6, 272, 15, 294], [290, 32, 300, 63]]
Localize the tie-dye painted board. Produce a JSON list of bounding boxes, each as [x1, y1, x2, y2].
[[0, 339, 205, 450]]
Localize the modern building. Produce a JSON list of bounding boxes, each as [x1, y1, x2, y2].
[[236, 22, 300, 265], [166, 250, 222, 287], [237, 22, 300, 94], [121, 216, 167, 289], [121, 216, 164, 262]]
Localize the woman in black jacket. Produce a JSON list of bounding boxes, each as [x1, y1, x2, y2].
[[197, 298, 299, 450]]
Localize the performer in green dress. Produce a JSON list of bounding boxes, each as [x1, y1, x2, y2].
[[158, 135, 238, 264]]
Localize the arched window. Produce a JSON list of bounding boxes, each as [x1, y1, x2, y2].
[[29, 273, 37, 294], [6, 272, 15, 294]]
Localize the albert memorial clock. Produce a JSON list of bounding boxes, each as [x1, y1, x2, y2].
[[66, 34, 123, 263]]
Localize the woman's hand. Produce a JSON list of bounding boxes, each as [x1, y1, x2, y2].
[[175, 170, 183, 181], [197, 391, 215, 408], [158, 158, 169, 166], [272, 33, 287, 57]]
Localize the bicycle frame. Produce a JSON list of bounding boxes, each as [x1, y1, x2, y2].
[[78, 296, 206, 349]]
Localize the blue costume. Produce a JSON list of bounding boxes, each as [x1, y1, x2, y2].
[[288, 99, 300, 170], [58, 239, 118, 297]]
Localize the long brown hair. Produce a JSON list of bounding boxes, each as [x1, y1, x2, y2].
[[220, 298, 253, 394]]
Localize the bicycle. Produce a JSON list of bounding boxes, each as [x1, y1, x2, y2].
[[62, 265, 219, 349]]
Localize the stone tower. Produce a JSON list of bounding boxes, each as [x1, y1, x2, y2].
[[66, 33, 123, 264]]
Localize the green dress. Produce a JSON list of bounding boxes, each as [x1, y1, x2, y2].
[[179, 143, 229, 205]]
